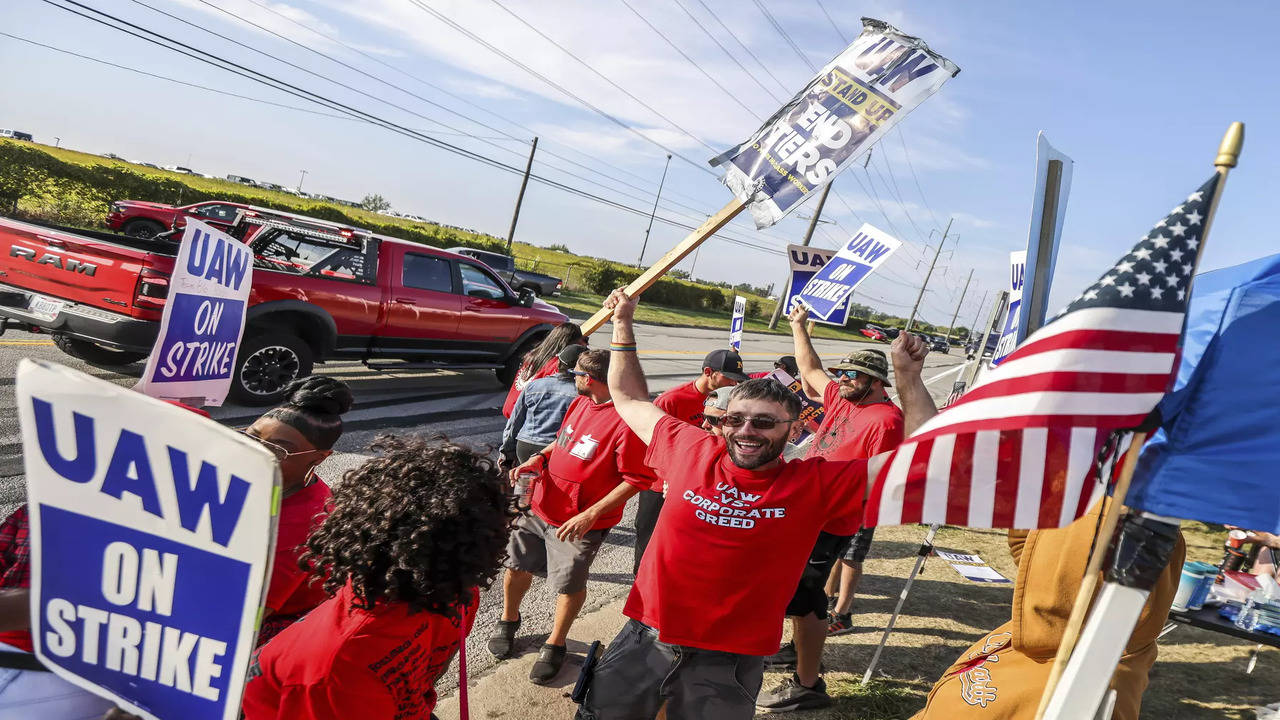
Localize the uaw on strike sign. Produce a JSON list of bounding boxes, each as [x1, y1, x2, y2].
[[18, 360, 278, 720], [798, 224, 901, 322], [135, 219, 254, 407], [711, 18, 958, 228]]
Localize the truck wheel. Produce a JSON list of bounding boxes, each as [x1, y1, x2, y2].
[[52, 334, 149, 366], [230, 333, 314, 406], [496, 335, 543, 387], [121, 219, 166, 239]]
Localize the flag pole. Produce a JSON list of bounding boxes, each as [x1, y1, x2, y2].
[[580, 195, 749, 336], [1033, 121, 1244, 720]]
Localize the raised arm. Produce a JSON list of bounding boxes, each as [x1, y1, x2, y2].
[[604, 288, 668, 445], [891, 332, 937, 436], [788, 303, 833, 396]]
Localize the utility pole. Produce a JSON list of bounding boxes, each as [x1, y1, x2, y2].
[[637, 153, 672, 266], [53, 137, 60, 148], [297, 169, 308, 193], [905, 216, 952, 331], [945, 268, 974, 341], [505, 137, 539, 256], [767, 183, 832, 330], [967, 290, 989, 340]]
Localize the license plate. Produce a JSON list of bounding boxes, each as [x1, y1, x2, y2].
[[26, 295, 64, 322]]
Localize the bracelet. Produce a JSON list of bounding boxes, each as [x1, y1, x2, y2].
[[610, 344, 638, 352]]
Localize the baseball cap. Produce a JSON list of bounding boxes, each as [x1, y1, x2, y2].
[[773, 355, 799, 378], [558, 344, 589, 368], [704, 387, 733, 411], [828, 349, 892, 387], [703, 348, 750, 383]]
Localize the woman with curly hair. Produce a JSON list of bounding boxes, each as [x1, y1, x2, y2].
[[502, 322, 586, 418], [241, 376, 354, 646], [240, 436, 515, 720]]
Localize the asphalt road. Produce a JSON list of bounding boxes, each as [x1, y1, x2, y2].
[[0, 320, 966, 686]]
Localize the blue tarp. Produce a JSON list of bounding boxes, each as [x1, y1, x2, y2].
[[1127, 252, 1280, 530]]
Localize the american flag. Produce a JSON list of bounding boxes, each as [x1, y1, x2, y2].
[[865, 175, 1218, 529]]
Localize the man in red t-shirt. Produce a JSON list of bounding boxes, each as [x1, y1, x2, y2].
[[491, 349, 656, 685], [634, 348, 748, 571], [756, 304, 906, 712], [573, 289, 933, 720]]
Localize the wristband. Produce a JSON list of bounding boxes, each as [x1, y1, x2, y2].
[[610, 344, 638, 352]]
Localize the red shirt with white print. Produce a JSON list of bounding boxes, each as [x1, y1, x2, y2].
[[624, 416, 867, 656], [808, 381, 904, 535], [533, 396, 656, 530], [242, 585, 478, 720], [654, 380, 708, 427]]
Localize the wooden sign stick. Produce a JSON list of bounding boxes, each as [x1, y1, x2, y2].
[[580, 195, 749, 336]]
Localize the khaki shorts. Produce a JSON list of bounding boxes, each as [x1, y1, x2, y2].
[[506, 512, 609, 594]]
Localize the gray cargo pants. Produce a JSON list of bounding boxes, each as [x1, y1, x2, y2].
[[575, 619, 764, 720]]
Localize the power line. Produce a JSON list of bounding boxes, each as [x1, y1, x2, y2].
[[896, 126, 945, 230], [690, 0, 792, 96], [40, 0, 785, 256], [404, 0, 716, 177], [750, 0, 816, 72], [615, 0, 763, 117], [668, 0, 784, 103], [813, 0, 849, 44]]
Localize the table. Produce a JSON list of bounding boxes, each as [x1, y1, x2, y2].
[[1164, 605, 1280, 674]]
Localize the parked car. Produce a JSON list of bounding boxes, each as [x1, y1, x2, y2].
[[226, 174, 257, 186], [929, 336, 950, 353], [0, 129, 33, 142], [105, 199, 252, 239], [883, 327, 901, 339], [161, 165, 198, 175], [0, 213, 567, 404], [859, 325, 887, 341], [447, 247, 563, 297]]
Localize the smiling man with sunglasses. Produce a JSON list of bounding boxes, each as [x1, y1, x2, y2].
[[573, 288, 933, 720]]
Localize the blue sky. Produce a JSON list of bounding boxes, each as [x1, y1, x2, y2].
[[2, 0, 1276, 329]]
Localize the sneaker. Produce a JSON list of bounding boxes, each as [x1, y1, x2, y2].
[[486, 615, 521, 659], [827, 612, 854, 636], [764, 641, 796, 668], [757, 673, 832, 713], [530, 643, 567, 685]]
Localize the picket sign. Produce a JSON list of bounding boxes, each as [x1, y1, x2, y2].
[[18, 360, 278, 720], [729, 296, 746, 351], [135, 219, 254, 407], [784, 244, 852, 327], [797, 223, 901, 322], [766, 369, 823, 445]]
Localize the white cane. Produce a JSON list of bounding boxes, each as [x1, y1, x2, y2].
[[863, 523, 939, 684]]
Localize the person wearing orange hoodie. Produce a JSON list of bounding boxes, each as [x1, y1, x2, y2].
[[910, 497, 1185, 720]]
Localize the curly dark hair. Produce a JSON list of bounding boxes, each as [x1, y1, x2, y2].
[[299, 435, 516, 617]]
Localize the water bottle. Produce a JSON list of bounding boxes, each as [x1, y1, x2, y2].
[[1236, 589, 1262, 631]]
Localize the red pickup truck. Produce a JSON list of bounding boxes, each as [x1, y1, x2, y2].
[[105, 200, 252, 239], [0, 213, 568, 404]]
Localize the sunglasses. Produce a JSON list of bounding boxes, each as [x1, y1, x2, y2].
[[834, 369, 863, 380], [569, 369, 593, 379], [239, 430, 318, 463], [719, 414, 796, 430], [702, 414, 723, 427]]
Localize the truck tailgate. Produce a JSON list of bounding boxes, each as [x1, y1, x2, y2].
[[0, 218, 170, 318]]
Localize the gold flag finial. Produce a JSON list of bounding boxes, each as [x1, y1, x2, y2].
[[1215, 122, 1244, 168]]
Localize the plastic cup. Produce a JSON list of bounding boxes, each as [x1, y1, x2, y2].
[[1172, 564, 1202, 612], [515, 470, 539, 511]]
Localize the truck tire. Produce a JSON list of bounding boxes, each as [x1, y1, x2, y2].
[[52, 334, 149, 366], [230, 333, 314, 406], [496, 335, 544, 387], [121, 219, 166, 239]]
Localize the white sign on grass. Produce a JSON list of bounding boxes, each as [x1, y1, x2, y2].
[[19, 360, 278, 720]]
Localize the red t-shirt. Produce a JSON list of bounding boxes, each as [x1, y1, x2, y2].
[[502, 357, 559, 418], [533, 397, 656, 530], [625, 416, 867, 656], [808, 382, 904, 535], [265, 480, 331, 617], [242, 585, 479, 720], [654, 380, 707, 427]]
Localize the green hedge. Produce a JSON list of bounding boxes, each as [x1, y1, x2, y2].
[[0, 141, 506, 254]]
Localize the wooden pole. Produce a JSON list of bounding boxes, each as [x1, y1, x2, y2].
[[581, 195, 749, 336], [505, 137, 538, 256], [767, 183, 832, 330], [905, 217, 951, 332], [1034, 120, 1244, 720]]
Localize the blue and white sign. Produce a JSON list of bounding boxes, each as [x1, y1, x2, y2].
[[18, 360, 278, 720], [135, 219, 253, 407], [729, 295, 746, 351], [992, 251, 1026, 365], [1017, 133, 1072, 336], [784, 245, 852, 327], [797, 224, 901, 322], [711, 18, 959, 228]]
